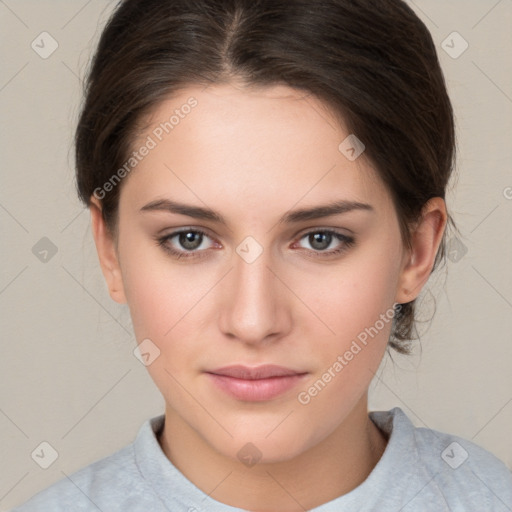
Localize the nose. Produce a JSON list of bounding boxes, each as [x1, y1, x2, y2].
[[218, 249, 292, 346]]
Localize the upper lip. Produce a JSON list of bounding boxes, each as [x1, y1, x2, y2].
[[207, 364, 306, 380]]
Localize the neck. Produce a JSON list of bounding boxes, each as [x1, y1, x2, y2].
[[158, 396, 388, 511]]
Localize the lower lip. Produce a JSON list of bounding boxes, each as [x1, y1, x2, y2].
[[206, 373, 307, 401]]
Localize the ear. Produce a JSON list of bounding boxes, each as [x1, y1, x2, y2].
[[395, 197, 447, 304], [89, 197, 127, 304]]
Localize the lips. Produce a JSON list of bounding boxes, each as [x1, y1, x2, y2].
[[209, 364, 304, 380], [205, 364, 308, 401]]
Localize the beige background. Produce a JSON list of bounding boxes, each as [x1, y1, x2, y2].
[[1, 0, 511, 509]]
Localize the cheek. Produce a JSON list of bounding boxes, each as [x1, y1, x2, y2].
[[296, 248, 399, 344], [119, 241, 221, 369], [293, 280, 394, 436], [118, 229, 202, 337], [118, 239, 171, 353], [122, 262, 174, 341], [291, 247, 400, 396], [120, 254, 207, 398]]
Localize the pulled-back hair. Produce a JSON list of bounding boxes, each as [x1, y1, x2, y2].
[[75, 0, 457, 352]]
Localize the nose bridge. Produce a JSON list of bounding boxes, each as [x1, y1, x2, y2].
[[218, 245, 289, 343]]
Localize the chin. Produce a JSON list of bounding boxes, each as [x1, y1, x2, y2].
[[206, 423, 321, 466]]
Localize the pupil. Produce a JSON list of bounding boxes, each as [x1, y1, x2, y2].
[[310, 232, 331, 250], [180, 232, 202, 250]]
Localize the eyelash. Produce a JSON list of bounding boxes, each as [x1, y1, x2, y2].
[[156, 228, 356, 260]]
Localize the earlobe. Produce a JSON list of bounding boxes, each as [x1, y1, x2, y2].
[[395, 197, 447, 304], [89, 197, 127, 304]]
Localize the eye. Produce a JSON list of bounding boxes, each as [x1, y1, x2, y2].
[[295, 230, 355, 257], [156, 228, 354, 260], [157, 228, 218, 259]]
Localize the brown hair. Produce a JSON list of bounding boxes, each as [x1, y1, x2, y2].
[[75, 0, 457, 352]]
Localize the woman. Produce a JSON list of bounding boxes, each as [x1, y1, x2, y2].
[[13, 0, 512, 510]]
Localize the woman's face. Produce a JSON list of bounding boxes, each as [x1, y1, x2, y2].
[[108, 84, 410, 462]]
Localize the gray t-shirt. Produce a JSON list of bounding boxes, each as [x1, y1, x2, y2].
[[11, 407, 512, 511]]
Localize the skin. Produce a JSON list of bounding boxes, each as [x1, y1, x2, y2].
[[90, 83, 447, 511]]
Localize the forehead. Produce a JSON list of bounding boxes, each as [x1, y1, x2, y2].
[[123, 83, 392, 217]]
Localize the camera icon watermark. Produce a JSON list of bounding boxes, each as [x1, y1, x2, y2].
[[338, 134, 366, 161], [133, 338, 161, 366], [441, 31, 469, 59], [236, 236, 263, 264], [446, 236, 468, 263], [503, 186, 512, 200], [31, 441, 59, 469], [32, 237, 58, 263], [31, 31, 59, 59], [237, 442, 262, 468], [441, 441, 468, 469]]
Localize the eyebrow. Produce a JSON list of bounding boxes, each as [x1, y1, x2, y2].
[[140, 198, 374, 224]]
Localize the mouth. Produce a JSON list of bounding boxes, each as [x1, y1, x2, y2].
[[205, 364, 308, 401]]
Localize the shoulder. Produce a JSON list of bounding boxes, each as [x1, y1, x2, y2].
[[373, 407, 512, 511], [10, 417, 167, 512], [11, 444, 143, 512], [415, 421, 511, 508]]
